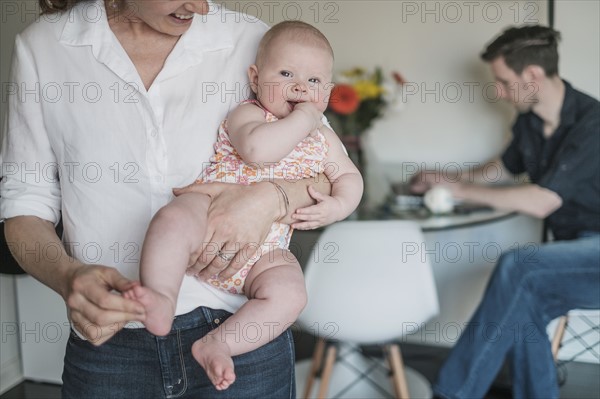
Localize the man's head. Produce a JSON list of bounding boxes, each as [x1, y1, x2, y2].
[[481, 25, 561, 112], [481, 25, 561, 76]]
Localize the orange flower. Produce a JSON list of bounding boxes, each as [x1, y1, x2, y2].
[[328, 84, 360, 115], [392, 71, 406, 85]]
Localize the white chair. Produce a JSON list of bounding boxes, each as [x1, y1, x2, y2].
[[551, 309, 600, 363], [297, 220, 439, 398]]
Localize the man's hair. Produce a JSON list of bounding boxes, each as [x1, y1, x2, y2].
[[255, 21, 334, 68], [481, 25, 561, 76]]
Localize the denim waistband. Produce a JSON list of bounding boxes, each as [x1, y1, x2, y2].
[[122, 307, 233, 331], [171, 306, 233, 330], [74, 307, 234, 340]]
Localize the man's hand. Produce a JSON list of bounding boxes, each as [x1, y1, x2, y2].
[[291, 185, 343, 230], [173, 182, 278, 281], [409, 170, 451, 194], [65, 264, 145, 346], [410, 170, 466, 200]]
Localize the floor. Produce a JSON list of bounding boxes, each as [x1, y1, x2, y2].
[[2, 339, 598, 399]]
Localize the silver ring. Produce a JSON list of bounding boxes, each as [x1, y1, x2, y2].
[[217, 251, 234, 262]]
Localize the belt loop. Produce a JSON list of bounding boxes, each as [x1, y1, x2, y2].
[[200, 307, 224, 328], [200, 307, 213, 326]]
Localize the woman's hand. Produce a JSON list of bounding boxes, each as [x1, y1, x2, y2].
[[4, 216, 145, 346], [173, 182, 279, 281], [65, 264, 146, 346]]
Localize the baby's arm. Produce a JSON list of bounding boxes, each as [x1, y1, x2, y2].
[[292, 126, 364, 230], [226, 102, 323, 166]]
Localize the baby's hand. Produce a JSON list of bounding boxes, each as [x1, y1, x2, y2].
[[293, 102, 323, 133], [291, 186, 343, 230]]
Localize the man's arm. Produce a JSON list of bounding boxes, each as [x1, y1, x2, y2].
[[4, 216, 145, 345], [411, 157, 526, 193], [410, 156, 561, 218], [450, 183, 562, 218]]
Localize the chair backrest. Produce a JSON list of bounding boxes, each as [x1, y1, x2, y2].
[[298, 220, 439, 344]]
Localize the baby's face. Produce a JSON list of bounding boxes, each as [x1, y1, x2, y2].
[[250, 38, 333, 119]]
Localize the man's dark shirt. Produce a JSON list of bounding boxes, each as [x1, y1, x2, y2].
[[502, 80, 600, 241]]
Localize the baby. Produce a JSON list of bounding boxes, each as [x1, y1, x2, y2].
[[127, 20, 363, 390]]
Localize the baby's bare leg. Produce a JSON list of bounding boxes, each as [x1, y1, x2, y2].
[[126, 192, 210, 336], [192, 249, 306, 390]]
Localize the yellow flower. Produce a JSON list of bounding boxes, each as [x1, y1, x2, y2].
[[342, 67, 366, 78], [353, 80, 384, 100]]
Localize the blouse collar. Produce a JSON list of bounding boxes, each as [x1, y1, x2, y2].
[[58, 0, 234, 91]]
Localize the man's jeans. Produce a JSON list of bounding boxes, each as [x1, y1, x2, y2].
[[62, 306, 296, 398], [434, 232, 600, 399]]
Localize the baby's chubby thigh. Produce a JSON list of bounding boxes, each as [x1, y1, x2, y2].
[[244, 247, 307, 311]]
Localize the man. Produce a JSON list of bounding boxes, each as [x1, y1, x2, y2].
[[412, 25, 599, 398]]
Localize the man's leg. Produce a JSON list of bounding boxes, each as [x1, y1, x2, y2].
[[509, 233, 600, 398], [433, 233, 600, 399]]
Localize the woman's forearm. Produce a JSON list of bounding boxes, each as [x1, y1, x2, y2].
[[272, 173, 331, 224], [4, 216, 81, 299]]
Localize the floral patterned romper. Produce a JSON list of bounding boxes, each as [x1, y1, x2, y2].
[[197, 100, 329, 294]]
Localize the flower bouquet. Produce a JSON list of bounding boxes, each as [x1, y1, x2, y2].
[[325, 67, 405, 167]]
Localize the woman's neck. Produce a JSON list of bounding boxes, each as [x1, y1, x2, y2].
[[106, 6, 180, 91]]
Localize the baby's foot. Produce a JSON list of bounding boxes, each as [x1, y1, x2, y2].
[[127, 285, 174, 336], [192, 335, 236, 390], [122, 281, 141, 300]]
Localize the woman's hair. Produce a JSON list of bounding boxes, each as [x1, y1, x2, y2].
[[39, 0, 98, 14], [255, 20, 334, 68], [481, 25, 561, 76]]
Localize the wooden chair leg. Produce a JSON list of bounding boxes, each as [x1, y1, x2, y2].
[[551, 315, 569, 361], [303, 338, 326, 399], [317, 344, 337, 399], [386, 344, 410, 399]]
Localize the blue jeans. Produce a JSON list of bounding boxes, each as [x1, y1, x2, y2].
[[62, 307, 296, 398], [433, 232, 600, 399]]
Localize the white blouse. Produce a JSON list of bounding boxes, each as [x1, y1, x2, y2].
[[1, 0, 268, 315]]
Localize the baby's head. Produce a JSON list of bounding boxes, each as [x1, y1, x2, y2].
[[255, 21, 334, 70], [248, 21, 335, 119]]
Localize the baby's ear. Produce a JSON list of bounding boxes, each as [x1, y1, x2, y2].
[[248, 65, 259, 94]]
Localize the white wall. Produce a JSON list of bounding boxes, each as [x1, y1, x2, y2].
[[555, 0, 600, 99], [0, 275, 22, 393], [222, 0, 599, 205], [1, 0, 40, 393], [221, 0, 549, 205]]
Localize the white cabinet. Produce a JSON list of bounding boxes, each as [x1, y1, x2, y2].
[[15, 275, 69, 384]]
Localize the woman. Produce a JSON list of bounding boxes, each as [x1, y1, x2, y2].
[[1, 0, 329, 397]]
